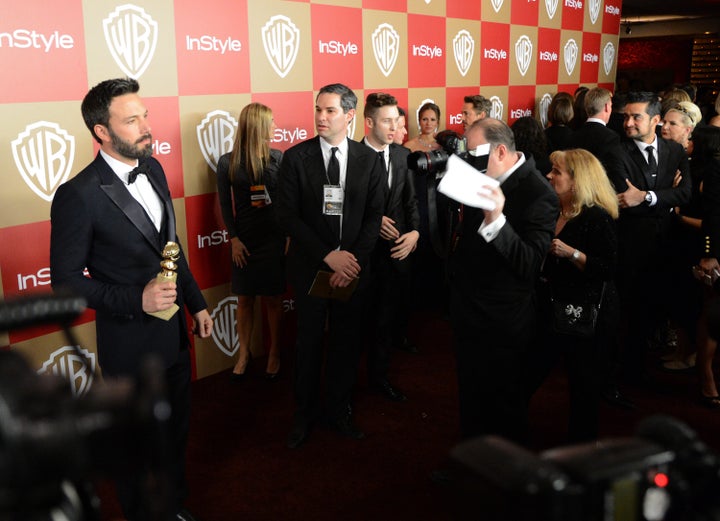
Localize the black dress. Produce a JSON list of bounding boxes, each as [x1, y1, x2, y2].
[[216, 148, 286, 296]]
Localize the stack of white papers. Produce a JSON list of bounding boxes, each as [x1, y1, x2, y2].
[[437, 155, 499, 210]]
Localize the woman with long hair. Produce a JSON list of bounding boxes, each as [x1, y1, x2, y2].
[[403, 102, 442, 152], [532, 148, 620, 442], [216, 103, 286, 381]]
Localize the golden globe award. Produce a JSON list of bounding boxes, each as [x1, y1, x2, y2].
[[147, 241, 180, 321]]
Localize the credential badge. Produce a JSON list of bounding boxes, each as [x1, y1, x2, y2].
[[372, 23, 400, 77], [12, 121, 75, 202], [103, 4, 158, 79], [197, 110, 238, 172], [603, 41, 616, 76], [453, 30, 475, 77], [515, 35, 533, 77], [261, 15, 300, 79], [564, 38, 579, 76], [210, 296, 239, 357], [39, 346, 96, 396]]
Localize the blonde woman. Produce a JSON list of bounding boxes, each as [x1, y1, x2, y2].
[[403, 102, 442, 152], [662, 101, 702, 152], [534, 148, 620, 442], [216, 103, 285, 381]]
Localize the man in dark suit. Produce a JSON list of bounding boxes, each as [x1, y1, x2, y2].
[[568, 87, 622, 175], [448, 118, 558, 443], [614, 91, 691, 383], [361, 92, 420, 402], [50, 78, 213, 521], [276, 83, 384, 449]]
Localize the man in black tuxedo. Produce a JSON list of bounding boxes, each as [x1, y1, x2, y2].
[[276, 83, 384, 449], [614, 91, 691, 382], [361, 92, 420, 402], [448, 118, 558, 443], [50, 78, 213, 521]]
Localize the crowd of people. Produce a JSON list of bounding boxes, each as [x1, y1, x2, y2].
[[48, 76, 720, 520]]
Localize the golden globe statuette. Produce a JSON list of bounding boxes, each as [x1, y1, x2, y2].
[[148, 241, 180, 321]]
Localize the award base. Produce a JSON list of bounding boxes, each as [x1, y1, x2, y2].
[[147, 271, 179, 321]]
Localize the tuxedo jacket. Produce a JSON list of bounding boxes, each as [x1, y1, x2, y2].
[[50, 153, 207, 376], [567, 121, 624, 179], [276, 136, 385, 292], [449, 156, 558, 337]]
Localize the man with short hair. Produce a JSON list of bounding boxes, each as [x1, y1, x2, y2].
[[277, 83, 385, 449], [448, 118, 558, 443], [461, 95, 492, 132], [361, 92, 420, 402], [393, 106, 409, 146], [50, 77, 213, 521]]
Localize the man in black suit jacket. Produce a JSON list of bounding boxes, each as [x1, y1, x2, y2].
[[448, 118, 558, 443], [614, 91, 691, 381], [276, 84, 384, 449], [361, 92, 420, 402], [50, 78, 213, 521]]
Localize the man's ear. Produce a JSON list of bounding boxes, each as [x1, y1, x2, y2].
[[365, 116, 374, 129], [94, 124, 110, 143]]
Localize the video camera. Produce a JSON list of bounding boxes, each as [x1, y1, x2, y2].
[[0, 293, 172, 520], [445, 415, 720, 521]]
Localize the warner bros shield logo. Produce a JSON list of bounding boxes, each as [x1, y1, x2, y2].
[[262, 15, 300, 79], [197, 110, 238, 172], [103, 4, 158, 79], [453, 30, 475, 77], [210, 296, 239, 357], [545, 0, 559, 19], [372, 23, 400, 78], [39, 346, 96, 397], [603, 42, 616, 76], [589, 0, 601, 24], [490, 96, 504, 120], [539, 93, 553, 128], [515, 35, 533, 77], [12, 121, 75, 202], [564, 38, 579, 76], [491, 0, 504, 13]]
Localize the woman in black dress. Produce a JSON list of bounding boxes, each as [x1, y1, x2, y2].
[[534, 148, 620, 442], [216, 103, 285, 380]]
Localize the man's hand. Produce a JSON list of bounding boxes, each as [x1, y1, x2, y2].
[[142, 278, 177, 313], [231, 237, 250, 267], [324, 250, 361, 279], [380, 216, 400, 241], [192, 309, 213, 338], [329, 272, 352, 288], [390, 230, 419, 260], [617, 179, 645, 208], [481, 185, 505, 224]]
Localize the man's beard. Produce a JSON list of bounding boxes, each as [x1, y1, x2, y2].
[[109, 128, 153, 160]]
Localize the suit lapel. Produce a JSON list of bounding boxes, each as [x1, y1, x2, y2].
[[304, 137, 339, 239], [625, 141, 652, 190], [146, 166, 176, 244]]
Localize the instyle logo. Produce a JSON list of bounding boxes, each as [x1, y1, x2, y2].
[[564, 38, 579, 76], [372, 23, 400, 77], [12, 121, 75, 202], [491, 0, 505, 13], [318, 40, 358, 56], [564, 0, 583, 9], [603, 42, 616, 76], [539, 50, 558, 62], [197, 229, 229, 249], [0, 29, 74, 52], [490, 96, 504, 120], [210, 296, 239, 357], [103, 4, 158, 79], [484, 48, 508, 61], [38, 346, 96, 396], [273, 126, 308, 144], [545, 0, 559, 19], [453, 30, 475, 77], [539, 93, 553, 128], [261, 15, 300, 79], [514, 35, 533, 77], [589, 0, 601, 24], [16, 266, 51, 291], [583, 52, 599, 63], [511, 108, 532, 119], [185, 35, 242, 54], [605, 5, 620, 15], [196, 110, 238, 172], [412, 44, 443, 58]]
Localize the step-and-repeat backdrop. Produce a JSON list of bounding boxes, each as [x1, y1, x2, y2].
[[0, 0, 621, 394]]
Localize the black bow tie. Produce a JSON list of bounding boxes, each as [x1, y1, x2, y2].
[[127, 162, 150, 184]]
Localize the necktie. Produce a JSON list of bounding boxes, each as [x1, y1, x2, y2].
[[645, 145, 657, 187], [378, 151, 387, 174], [128, 161, 150, 184], [327, 147, 339, 185]]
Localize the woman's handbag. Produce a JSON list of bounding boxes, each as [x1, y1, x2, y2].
[[551, 283, 606, 338]]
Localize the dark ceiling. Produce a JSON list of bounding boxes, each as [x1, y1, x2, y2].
[[621, 0, 720, 20]]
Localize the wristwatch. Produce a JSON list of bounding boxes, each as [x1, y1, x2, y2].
[[571, 249, 581, 261], [644, 191, 653, 205]]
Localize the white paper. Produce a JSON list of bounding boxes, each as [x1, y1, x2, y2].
[[437, 154, 499, 210]]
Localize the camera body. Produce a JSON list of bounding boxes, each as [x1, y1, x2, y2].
[[407, 130, 468, 177]]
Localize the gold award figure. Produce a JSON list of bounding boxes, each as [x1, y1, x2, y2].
[[148, 241, 180, 321]]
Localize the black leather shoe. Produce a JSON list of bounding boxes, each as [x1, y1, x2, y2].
[[328, 415, 366, 440], [286, 422, 310, 449], [176, 507, 198, 521], [372, 380, 407, 402]]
